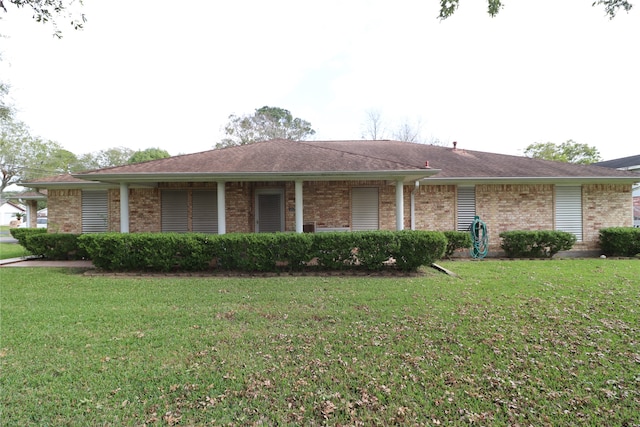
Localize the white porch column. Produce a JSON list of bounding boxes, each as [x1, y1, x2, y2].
[[396, 180, 404, 231], [295, 180, 303, 233], [217, 181, 226, 235], [120, 182, 130, 233]]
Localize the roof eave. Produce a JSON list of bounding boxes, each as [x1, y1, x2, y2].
[[73, 169, 441, 183], [19, 181, 116, 190], [422, 176, 640, 185]]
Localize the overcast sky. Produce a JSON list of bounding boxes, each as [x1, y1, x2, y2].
[[1, 0, 638, 161]]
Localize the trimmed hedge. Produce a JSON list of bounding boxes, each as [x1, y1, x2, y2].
[[443, 231, 473, 258], [25, 233, 88, 260], [213, 233, 313, 272], [9, 228, 47, 248], [500, 230, 577, 258], [599, 227, 640, 257], [77, 230, 447, 273], [77, 233, 215, 272]]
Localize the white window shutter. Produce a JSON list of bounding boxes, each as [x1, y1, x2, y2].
[[352, 187, 379, 231], [555, 186, 582, 241]]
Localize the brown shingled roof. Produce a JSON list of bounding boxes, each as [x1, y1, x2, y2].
[[306, 140, 640, 180], [21, 139, 640, 187], [79, 139, 427, 175]]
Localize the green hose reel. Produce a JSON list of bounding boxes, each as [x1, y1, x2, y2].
[[470, 215, 488, 259]]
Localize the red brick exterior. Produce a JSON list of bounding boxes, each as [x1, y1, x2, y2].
[[582, 184, 633, 248], [413, 185, 456, 231], [46, 181, 634, 254], [476, 184, 555, 251], [47, 189, 82, 233]]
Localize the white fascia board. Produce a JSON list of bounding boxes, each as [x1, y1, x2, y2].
[[73, 169, 441, 184], [421, 176, 640, 185]]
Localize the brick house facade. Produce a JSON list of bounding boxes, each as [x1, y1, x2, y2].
[[24, 140, 638, 255]]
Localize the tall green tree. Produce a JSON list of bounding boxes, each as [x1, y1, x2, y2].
[[218, 106, 315, 148], [128, 147, 171, 164], [524, 140, 602, 165], [0, 116, 78, 193], [438, 0, 632, 19]]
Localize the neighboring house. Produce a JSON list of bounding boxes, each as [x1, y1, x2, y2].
[[0, 199, 25, 226], [594, 154, 640, 173], [11, 191, 48, 229], [20, 139, 640, 254], [595, 154, 640, 227]]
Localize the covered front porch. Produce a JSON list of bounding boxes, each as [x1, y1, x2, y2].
[[112, 176, 433, 235]]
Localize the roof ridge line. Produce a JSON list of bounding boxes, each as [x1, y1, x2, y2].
[[302, 140, 426, 170]]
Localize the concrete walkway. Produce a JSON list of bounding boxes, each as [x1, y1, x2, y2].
[[0, 257, 94, 268]]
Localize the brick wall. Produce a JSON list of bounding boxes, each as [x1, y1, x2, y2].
[[108, 189, 118, 231], [476, 184, 555, 251], [46, 181, 633, 254], [303, 181, 359, 229], [413, 185, 456, 231], [109, 188, 162, 232], [47, 189, 82, 233], [226, 182, 251, 233], [582, 184, 632, 248], [130, 188, 161, 232]]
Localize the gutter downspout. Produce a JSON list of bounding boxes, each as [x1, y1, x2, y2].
[[410, 181, 419, 230]]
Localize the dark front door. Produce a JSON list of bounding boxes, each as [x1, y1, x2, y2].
[[256, 191, 283, 232]]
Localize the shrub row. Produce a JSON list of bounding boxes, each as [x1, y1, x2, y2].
[[76, 231, 447, 273], [499, 230, 577, 258], [599, 227, 640, 257]]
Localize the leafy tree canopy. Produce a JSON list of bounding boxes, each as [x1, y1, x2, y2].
[[77, 147, 135, 171], [128, 147, 171, 164], [439, 0, 632, 19], [0, 116, 79, 193], [523, 140, 602, 165], [1, 0, 86, 37], [218, 106, 315, 149]]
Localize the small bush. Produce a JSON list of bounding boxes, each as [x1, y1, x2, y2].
[[443, 231, 473, 258], [599, 227, 640, 257], [25, 234, 88, 260], [500, 230, 577, 258], [390, 230, 447, 271], [9, 228, 47, 248]]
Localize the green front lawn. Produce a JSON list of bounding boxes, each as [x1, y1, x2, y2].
[[1, 260, 638, 425], [0, 242, 31, 260]]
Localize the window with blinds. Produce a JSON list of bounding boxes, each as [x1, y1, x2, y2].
[[352, 187, 379, 231], [555, 185, 583, 241], [192, 190, 218, 233], [256, 192, 283, 233], [161, 190, 188, 232], [82, 190, 108, 233], [457, 186, 476, 232]]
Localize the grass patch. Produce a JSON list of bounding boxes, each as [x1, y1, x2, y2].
[[0, 242, 31, 260], [1, 260, 638, 425]]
